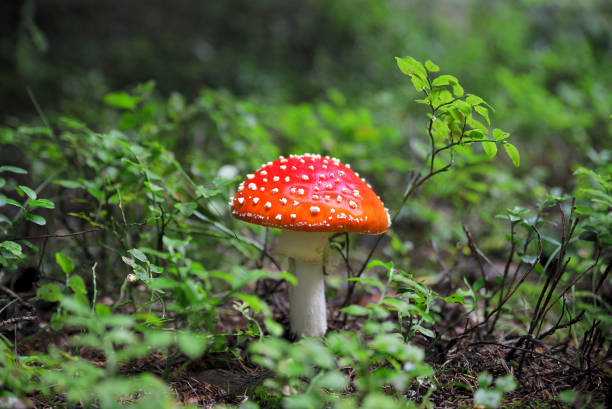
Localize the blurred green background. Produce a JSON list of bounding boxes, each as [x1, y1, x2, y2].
[[1, 0, 611, 260]]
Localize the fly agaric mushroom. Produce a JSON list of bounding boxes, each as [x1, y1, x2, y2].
[[230, 154, 390, 336]]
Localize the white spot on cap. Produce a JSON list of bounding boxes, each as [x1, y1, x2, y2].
[[260, 170, 268, 176], [263, 178, 268, 182], [310, 206, 320, 214], [336, 195, 342, 202], [330, 208, 335, 213], [322, 164, 328, 169], [280, 198, 287, 205], [353, 190, 360, 197], [319, 174, 326, 179], [297, 188, 305, 195], [275, 214, 282, 221], [301, 175, 309, 181], [252, 197, 260, 204], [342, 188, 349, 193], [291, 166, 297, 170], [237, 197, 244, 204], [293, 200, 299, 206], [324, 195, 330, 200], [248, 183, 257, 190], [280, 165, 287, 170], [290, 214, 297, 219], [273, 176, 280, 182], [349, 200, 357, 208], [271, 188, 279, 194], [285, 176, 290, 182], [247, 174, 255, 179], [312, 194, 319, 199], [308, 165, 314, 170], [326, 184, 333, 189], [264, 201, 272, 209], [260, 187, 265, 191], [290, 187, 296, 193]]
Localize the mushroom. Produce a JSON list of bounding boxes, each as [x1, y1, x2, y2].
[[230, 153, 390, 336]]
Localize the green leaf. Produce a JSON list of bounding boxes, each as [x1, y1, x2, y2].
[[24, 213, 46, 225], [103, 92, 140, 110], [503, 142, 520, 167], [424, 60, 440, 72], [18, 185, 37, 200], [37, 283, 62, 302], [174, 202, 197, 217], [475, 105, 490, 125], [28, 199, 55, 209], [493, 128, 510, 140], [0, 166, 27, 174], [55, 179, 82, 189], [56, 252, 75, 275], [341, 305, 371, 316], [69, 275, 87, 295], [395, 56, 427, 78], [177, 331, 208, 359], [6, 198, 24, 209], [432, 74, 458, 87], [128, 248, 148, 263], [482, 140, 498, 158], [58, 116, 87, 130], [0, 241, 22, 256], [466, 94, 484, 106]]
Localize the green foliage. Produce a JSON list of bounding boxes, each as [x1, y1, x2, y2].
[[0, 23, 608, 405], [473, 372, 517, 409]]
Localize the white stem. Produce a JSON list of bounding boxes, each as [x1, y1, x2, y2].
[[288, 257, 327, 337]]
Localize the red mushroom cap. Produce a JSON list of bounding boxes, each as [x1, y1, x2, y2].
[[230, 154, 390, 234]]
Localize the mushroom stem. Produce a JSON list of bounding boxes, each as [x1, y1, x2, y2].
[[288, 257, 327, 337]]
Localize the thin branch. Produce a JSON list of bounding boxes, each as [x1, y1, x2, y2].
[[5, 228, 103, 241], [468, 341, 580, 370]]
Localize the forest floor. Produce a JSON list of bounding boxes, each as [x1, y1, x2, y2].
[[7, 282, 609, 409]]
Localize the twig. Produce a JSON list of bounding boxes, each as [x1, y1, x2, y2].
[[0, 315, 37, 328], [6, 228, 103, 241], [468, 341, 580, 370], [0, 286, 35, 310]]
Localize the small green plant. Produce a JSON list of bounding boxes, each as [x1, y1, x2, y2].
[[473, 372, 516, 409]]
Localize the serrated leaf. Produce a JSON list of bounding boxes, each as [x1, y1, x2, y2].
[[0, 166, 28, 174], [503, 142, 520, 167], [482, 140, 497, 158], [37, 283, 62, 302], [24, 213, 46, 225], [19, 185, 37, 200], [56, 252, 75, 275]]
